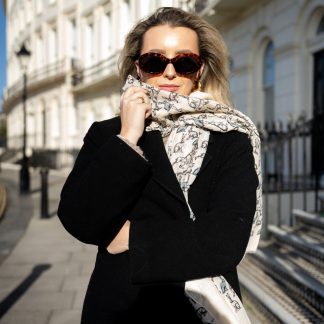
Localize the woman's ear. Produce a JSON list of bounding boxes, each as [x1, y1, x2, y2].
[[135, 61, 143, 80], [196, 62, 205, 80]]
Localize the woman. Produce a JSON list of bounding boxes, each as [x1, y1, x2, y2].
[[58, 7, 262, 324]]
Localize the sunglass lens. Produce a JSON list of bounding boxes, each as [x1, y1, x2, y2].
[[174, 56, 200, 74], [140, 55, 166, 74]]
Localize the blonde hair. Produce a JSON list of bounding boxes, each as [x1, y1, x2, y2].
[[118, 7, 232, 107]]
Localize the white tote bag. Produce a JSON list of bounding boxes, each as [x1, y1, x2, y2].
[[185, 276, 251, 324]]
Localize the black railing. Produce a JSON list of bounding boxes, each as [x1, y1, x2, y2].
[[71, 53, 119, 87], [259, 113, 324, 227], [30, 148, 80, 169], [5, 59, 68, 100]]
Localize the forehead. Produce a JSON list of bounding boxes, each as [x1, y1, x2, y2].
[[141, 25, 199, 54]]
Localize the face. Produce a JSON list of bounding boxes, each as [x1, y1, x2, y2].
[[135, 25, 204, 96]]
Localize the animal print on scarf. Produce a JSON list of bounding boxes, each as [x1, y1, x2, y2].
[[122, 75, 262, 324], [122, 75, 262, 252]]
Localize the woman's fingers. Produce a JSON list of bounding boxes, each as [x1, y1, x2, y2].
[[107, 220, 130, 255], [122, 87, 151, 116], [119, 86, 151, 144], [123, 86, 148, 101], [124, 88, 149, 104]]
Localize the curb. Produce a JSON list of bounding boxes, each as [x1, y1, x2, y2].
[[0, 183, 7, 221]]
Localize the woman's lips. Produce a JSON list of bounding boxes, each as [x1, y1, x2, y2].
[[158, 85, 180, 92]]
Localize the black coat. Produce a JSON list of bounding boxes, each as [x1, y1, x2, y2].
[[57, 116, 258, 324]]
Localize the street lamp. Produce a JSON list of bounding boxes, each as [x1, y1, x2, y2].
[[16, 43, 31, 194]]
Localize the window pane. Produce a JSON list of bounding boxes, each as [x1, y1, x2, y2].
[[316, 16, 324, 35], [69, 19, 77, 57], [263, 41, 275, 87], [263, 41, 275, 123]]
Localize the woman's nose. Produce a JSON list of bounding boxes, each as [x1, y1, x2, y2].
[[163, 63, 177, 79]]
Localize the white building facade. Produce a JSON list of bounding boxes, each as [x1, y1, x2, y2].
[[3, 0, 194, 167], [3, 0, 324, 168], [197, 0, 324, 126], [195, 0, 324, 220]]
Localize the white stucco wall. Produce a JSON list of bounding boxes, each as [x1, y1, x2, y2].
[[218, 0, 324, 125], [4, 0, 194, 159], [4, 0, 324, 168]]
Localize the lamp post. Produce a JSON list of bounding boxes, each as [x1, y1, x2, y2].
[[16, 43, 31, 194]]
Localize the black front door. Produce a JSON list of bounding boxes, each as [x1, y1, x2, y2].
[[312, 49, 324, 177]]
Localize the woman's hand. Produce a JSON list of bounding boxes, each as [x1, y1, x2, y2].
[[107, 220, 130, 254], [119, 86, 151, 145]]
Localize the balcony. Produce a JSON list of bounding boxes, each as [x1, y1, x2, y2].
[[71, 52, 120, 92], [195, 0, 266, 26], [3, 57, 74, 112]]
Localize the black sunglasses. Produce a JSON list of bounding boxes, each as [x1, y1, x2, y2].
[[138, 52, 202, 75]]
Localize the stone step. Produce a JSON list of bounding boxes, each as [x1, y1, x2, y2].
[[250, 247, 324, 315], [293, 209, 324, 232], [270, 241, 324, 284], [238, 256, 323, 323], [268, 224, 324, 268]]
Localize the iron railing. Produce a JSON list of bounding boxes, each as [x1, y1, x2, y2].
[[260, 113, 324, 227], [72, 53, 119, 87], [4, 58, 72, 101]]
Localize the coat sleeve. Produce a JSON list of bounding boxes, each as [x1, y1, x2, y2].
[[129, 132, 259, 283], [57, 120, 151, 247]]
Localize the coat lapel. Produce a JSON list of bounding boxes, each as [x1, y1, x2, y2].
[[140, 130, 187, 205], [140, 130, 215, 206], [197, 133, 215, 175]]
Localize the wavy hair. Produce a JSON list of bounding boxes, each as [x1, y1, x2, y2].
[[118, 7, 232, 106]]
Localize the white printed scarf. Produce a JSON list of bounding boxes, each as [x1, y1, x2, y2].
[[122, 75, 262, 324]]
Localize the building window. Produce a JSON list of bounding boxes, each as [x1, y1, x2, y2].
[[26, 0, 32, 24], [101, 11, 112, 59], [68, 18, 77, 57], [68, 106, 78, 135], [228, 56, 237, 105], [28, 112, 35, 147], [85, 20, 95, 66], [48, 27, 58, 63], [36, 0, 42, 14], [42, 108, 46, 147], [13, 16, 18, 39], [120, 0, 131, 47], [316, 15, 324, 35], [87, 109, 95, 130], [51, 99, 60, 137], [229, 56, 234, 74], [263, 41, 275, 123], [19, 5, 24, 32], [36, 33, 44, 68]]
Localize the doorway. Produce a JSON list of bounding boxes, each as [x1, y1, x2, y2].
[[312, 49, 324, 210]]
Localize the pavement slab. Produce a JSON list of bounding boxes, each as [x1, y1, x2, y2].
[[0, 165, 97, 324], [0, 214, 97, 323], [0, 214, 96, 324], [0, 164, 262, 323], [0, 169, 34, 265], [48, 310, 82, 324], [0, 310, 52, 324]]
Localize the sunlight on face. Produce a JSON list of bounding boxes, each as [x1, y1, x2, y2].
[[163, 35, 178, 48], [136, 25, 204, 96]]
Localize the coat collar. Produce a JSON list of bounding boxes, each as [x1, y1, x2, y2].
[[139, 130, 214, 206]]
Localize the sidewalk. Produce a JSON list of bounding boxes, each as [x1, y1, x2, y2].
[[0, 164, 260, 324], [0, 166, 34, 265], [0, 165, 97, 324]]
